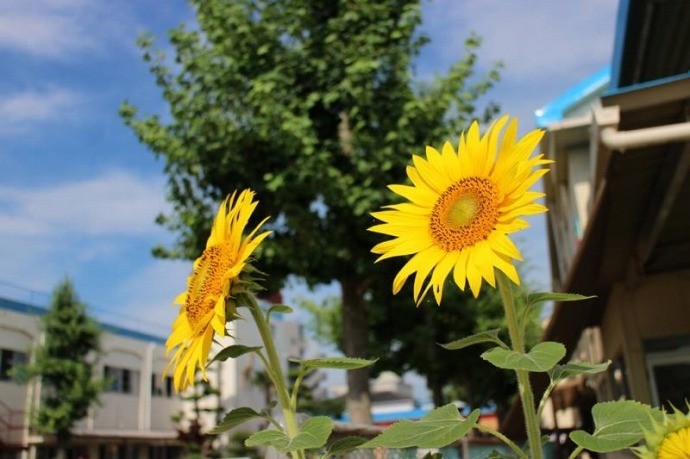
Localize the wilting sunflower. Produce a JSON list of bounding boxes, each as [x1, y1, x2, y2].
[[370, 116, 550, 304], [636, 406, 690, 459], [165, 190, 270, 391]]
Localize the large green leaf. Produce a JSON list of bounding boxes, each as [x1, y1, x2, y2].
[[440, 329, 507, 351], [481, 342, 565, 372], [362, 405, 480, 449], [298, 357, 377, 370], [549, 360, 611, 382], [527, 292, 595, 305], [570, 401, 663, 453], [211, 407, 264, 434], [246, 416, 334, 453], [209, 345, 262, 365], [321, 436, 367, 457]]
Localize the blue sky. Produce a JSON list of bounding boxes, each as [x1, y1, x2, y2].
[[0, 0, 618, 341]]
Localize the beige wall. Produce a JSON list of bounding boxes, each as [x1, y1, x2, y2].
[[599, 270, 690, 403]]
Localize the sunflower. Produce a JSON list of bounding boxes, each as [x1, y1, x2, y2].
[[165, 190, 270, 391], [637, 406, 690, 459], [370, 116, 550, 304]]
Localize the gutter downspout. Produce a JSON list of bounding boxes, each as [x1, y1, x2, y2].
[[601, 121, 690, 150]]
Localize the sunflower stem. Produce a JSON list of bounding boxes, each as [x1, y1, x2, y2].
[[496, 271, 543, 459], [246, 295, 305, 459]]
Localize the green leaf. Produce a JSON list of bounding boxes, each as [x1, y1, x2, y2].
[[288, 416, 334, 451], [211, 407, 264, 434], [550, 360, 611, 382], [209, 345, 262, 364], [246, 417, 334, 453], [245, 429, 290, 451], [323, 437, 367, 456], [268, 304, 294, 318], [527, 292, 595, 305], [569, 401, 663, 453], [362, 405, 480, 449], [439, 329, 508, 350], [299, 357, 377, 370], [481, 342, 565, 372]]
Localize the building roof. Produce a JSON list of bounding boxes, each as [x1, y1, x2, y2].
[[609, 0, 690, 94], [535, 67, 610, 128], [0, 296, 167, 345]]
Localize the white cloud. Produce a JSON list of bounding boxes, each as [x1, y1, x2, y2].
[[0, 0, 137, 60], [0, 88, 82, 134], [423, 0, 618, 81], [0, 170, 168, 237], [0, 170, 170, 293]]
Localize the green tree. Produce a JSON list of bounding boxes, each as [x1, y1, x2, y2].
[[171, 378, 222, 458], [121, 0, 499, 423], [13, 279, 103, 457], [302, 266, 541, 414]]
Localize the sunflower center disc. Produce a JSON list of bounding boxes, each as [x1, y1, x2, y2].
[[185, 243, 233, 329], [446, 195, 478, 228], [429, 177, 499, 251]]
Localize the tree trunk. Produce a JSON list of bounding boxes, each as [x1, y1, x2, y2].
[[340, 277, 372, 424]]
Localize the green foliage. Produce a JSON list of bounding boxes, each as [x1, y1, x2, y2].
[[12, 279, 103, 443], [208, 344, 262, 365], [173, 378, 223, 456], [245, 416, 334, 452], [366, 273, 540, 410], [211, 407, 265, 434], [440, 329, 508, 351], [570, 401, 664, 453], [121, 0, 499, 283], [362, 404, 480, 449], [122, 0, 500, 422], [320, 436, 367, 457], [296, 356, 377, 370], [481, 342, 566, 372], [549, 360, 611, 382]]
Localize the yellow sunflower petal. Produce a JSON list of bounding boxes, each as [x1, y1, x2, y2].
[[371, 116, 547, 303]]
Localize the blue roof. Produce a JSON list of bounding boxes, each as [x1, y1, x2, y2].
[[339, 407, 431, 423], [0, 296, 167, 345], [534, 66, 611, 128]]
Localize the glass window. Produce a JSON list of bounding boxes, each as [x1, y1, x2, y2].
[[0, 349, 28, 381], [151, 374, 174, 398], [646, 343, 690, 411], [104, 366, 139, 394]]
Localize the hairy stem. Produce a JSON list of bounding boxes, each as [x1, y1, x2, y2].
[[246, 295, 305, 459], [496, 272, 543, 459]]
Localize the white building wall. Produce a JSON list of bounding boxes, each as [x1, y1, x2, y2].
[[0, 300, 182, 456]]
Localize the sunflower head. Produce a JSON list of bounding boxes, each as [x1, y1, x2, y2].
[[370, 116, 550, 304], [164, 190, 271, 391], [636, 405, 690, 459]]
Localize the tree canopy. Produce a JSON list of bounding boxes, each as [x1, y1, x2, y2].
[[13, 279, 103, 447], [121, 0, 500, 422]]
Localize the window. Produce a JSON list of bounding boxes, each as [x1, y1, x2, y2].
[[647, 345, 690, 411], [151, 374, 174, 398], [104, 366, 139, 394], [0, 349, 28, 381]]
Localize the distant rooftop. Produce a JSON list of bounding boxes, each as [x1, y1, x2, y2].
[[535, 67, 610, 128], [0, 295, 167, 345]]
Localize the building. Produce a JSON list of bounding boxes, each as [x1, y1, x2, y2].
[[0, 294, 313, 459], [507, 0, 690, 447], [0, 296, 182, 459]]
